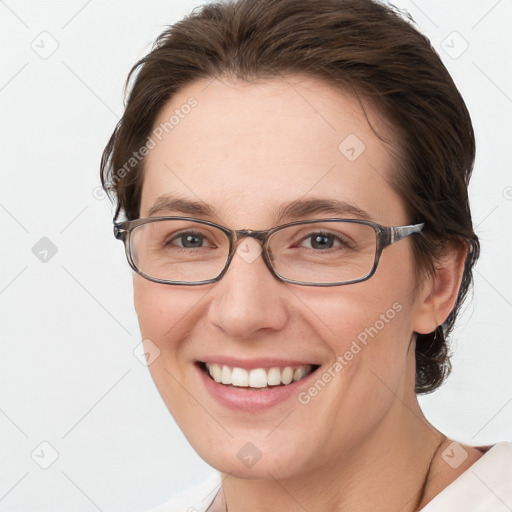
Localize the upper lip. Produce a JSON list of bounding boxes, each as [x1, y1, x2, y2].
[[198, 356, 320, 370]]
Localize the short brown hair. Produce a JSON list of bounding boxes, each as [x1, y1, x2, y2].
[[101, 0, 480, 394]]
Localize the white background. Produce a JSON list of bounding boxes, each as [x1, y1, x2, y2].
[[1, 1, 511, 510]]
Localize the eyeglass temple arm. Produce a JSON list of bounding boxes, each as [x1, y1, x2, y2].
[[113, 223, 127, 241], [386, 223, 424, 245]]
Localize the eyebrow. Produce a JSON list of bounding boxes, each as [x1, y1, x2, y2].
[[274, 197, 371, 223], [146, 194, 371, 223], [147, 194, 218, 218]]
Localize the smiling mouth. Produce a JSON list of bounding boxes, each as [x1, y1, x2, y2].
[[198, 362, 320, 390]]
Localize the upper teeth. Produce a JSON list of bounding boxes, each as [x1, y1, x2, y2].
[[205, 363, 313, 388]]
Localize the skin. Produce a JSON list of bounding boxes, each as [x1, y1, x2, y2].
[[134, 75, 483, 511]]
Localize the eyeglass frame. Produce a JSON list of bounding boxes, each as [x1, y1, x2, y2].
[[113, 216, 425, 287]]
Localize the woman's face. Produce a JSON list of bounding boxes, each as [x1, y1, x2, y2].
[[135, 75, 432, 478]]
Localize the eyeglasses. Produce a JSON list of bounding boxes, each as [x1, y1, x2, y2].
[[113, 216, 424, 287]]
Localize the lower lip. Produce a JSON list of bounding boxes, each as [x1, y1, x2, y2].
[[196, 363, 319, 412]]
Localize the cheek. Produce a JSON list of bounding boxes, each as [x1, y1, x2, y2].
[[133, 276, 201, 341], [300, 289, 412, 383], [133, 281, 171, 349], [297, 251, 417, 379], [133, 278, 201, 421], [133, 277, 199, 383], [289, 276, 416, 439]]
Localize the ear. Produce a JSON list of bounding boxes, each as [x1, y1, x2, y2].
[[412, 241, 468, 335]]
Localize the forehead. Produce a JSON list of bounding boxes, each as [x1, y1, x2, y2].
[[140, 75, 406, 227]]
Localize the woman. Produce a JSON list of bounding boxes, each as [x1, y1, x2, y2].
[[100, 0, 511, 510]]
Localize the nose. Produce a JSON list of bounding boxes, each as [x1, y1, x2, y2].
[[207, 237, 289, 340]]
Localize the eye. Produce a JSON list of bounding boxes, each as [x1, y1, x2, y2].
[[305, 233, 335, 250], [167, 231, 209, 248], [300, 232, 350, 250]]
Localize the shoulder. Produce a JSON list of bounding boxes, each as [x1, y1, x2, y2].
[[421, 441, 512, 511], [145, 473, 222, 512]]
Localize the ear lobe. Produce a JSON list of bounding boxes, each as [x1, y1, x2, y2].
[[412, 242, 467, 335]]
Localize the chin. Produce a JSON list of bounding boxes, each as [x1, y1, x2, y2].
[[184, 427, 316, 480]]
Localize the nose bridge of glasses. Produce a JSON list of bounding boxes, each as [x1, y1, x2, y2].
[[227, 228, 277, 282], [232, 229, 267, 244]]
